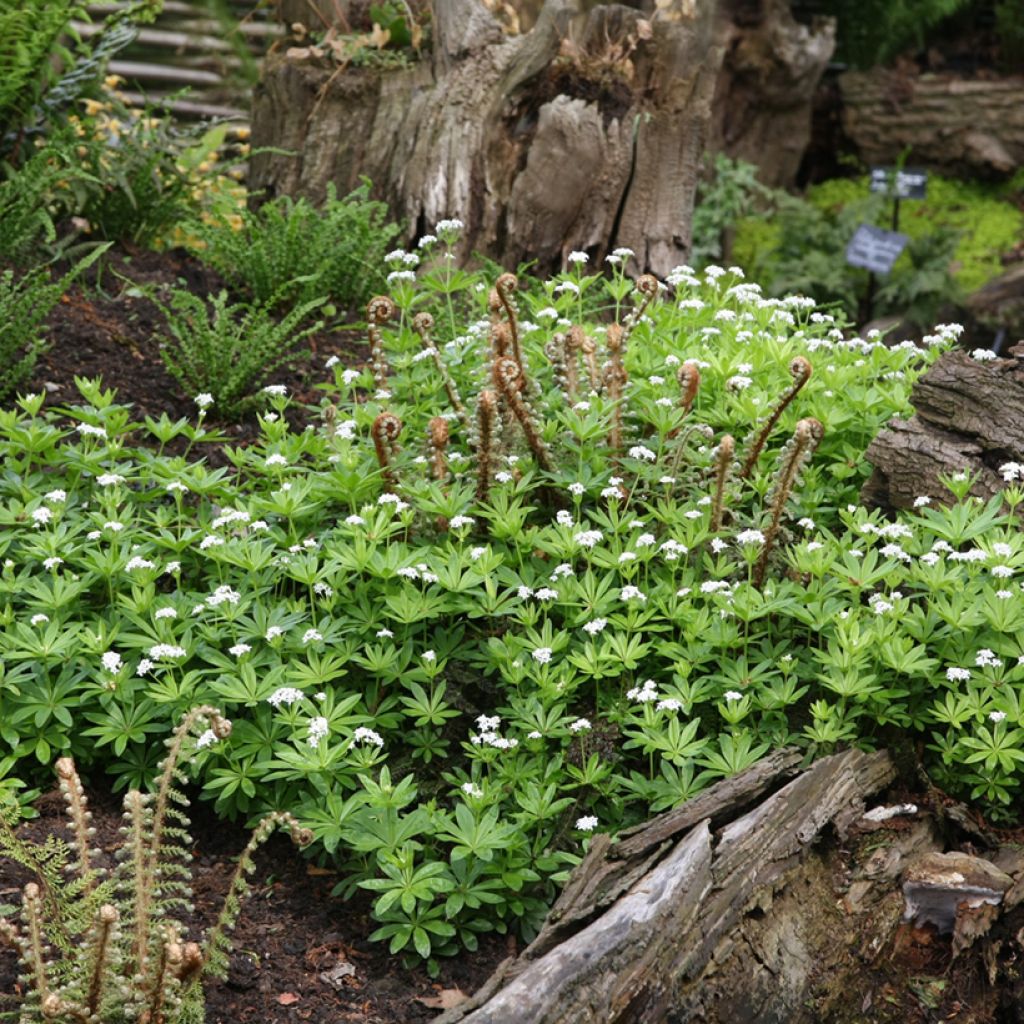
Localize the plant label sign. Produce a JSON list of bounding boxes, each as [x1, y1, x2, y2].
[[845, 224, 908, 275], [869, 166, 928, 199]]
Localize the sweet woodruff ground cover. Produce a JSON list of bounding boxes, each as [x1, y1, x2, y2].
[[2, 239, 1024, 982]]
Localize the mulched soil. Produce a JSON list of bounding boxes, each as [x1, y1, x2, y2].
[[32, 244, 368, 447], [4, 244, 505, 1020], [0, 780, 507, 1022]]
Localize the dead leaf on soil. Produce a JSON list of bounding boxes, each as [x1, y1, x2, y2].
[[305, 864, 335, 876], [415, 988, 469, 1010], [276, 992, 301, 1005]]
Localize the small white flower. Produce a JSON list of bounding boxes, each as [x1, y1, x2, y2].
[[535, 587, 558, 600], [195, 728, 218, 749], [736, 529, 765, 546], [532, 647, 553, 664], [96, 473, 125, 487], [461, 782, 483, 798], [620, 585, 647, 602], [723, 690, 744, 702], [302, 628, 323, 644], [194, 392, 214, 409], [125, 556, 155, 571], [556, 509, 574, 527], [567, 250, 589, 264], [44, 490, 67, 503], [568, 482, 586, 497], [155, 607, 177, 620], [30, 613, 49, 625], [102, 651, 123, 673], [31, 507, 53, 526], [628, 445, 656, 462], [913, 496, 932, 508], [307, 716, 330, 748], [989, 710, 1008, 723], [265, 625, 284, 640], [992, 565, 1014, 579], [353, 726, 385, 748], [265, 453, 288, 467], [569, 718, 591, 733], [136, 659, 154, 676], [263, 385, 288, 396], [423, 650, 436, 663], [199, 535, 223, 551], [229, 643, 252, 657], [575, 815, 599, 832], [345, 514, 365, 526], [583, 619, 607, 636], [43, 556, 63, 570], [268, 687, 304, 708], [449, 515, 475, 529], [574, 529, 603, 549], [148, 644, 187, 660]]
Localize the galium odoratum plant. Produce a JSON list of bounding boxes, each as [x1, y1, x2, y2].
[[0, 706, 312, 1024]]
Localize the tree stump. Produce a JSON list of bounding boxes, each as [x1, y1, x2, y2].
[[839, 68, 1024, 178], [707, 0, 835, 188], [250, 0, 726, 276], [435, 748, 917, 1024], [862, 348, 1024, 511]]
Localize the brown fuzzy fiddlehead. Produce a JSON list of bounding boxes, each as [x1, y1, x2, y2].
[[428, 417, 449, 483], [621, 274, 659, 342], [413, 311, 469, 429], [475, 389, 499, 505], [495, 273, 524, 376], [367, 296, 397, 392], [678, 360, 700, 415], [740, 356, 812, 480], [580, 333, 600, 392], [710, 434, 735, 533], [371, 412, 402, 491], [603, 323, 628, 458], [494, 356, 554, 472], [754, 416, 824, 587]]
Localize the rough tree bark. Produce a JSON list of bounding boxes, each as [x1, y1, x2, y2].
[[839, 69, 1024, 177], [862, 347, 1024, 511], [250, 0, 725, 275], [707, 0, 835, 188], [434, 748, 914, 1024]]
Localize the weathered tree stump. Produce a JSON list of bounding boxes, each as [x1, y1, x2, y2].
[[251, 0, 727, 275], [708, 0, 835, 188], [862, 348, 1024, 511], [435, 748, 914, 1024], [839, 68, 1024, 177]]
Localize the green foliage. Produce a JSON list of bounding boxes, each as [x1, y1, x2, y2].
[[0, 0, 84, 141], [691, 154, 778, 268], [813, 0, 971, 68], [0, 0, 161, 159], [0, 244, 108, 403], [157, 289, 325, 418], [732, 173, 1022, 322], [188, 182, 400, 312], [0, 708, 310, 1023], [0, 244, 977, 969]]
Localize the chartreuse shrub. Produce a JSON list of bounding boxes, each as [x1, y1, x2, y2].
[[728, 170, 1023, 323], [2, 235, 1021, 971], [0, 707, 311, 1023]]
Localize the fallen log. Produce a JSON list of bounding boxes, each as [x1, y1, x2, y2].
[[862, 347, 1024, 511], [436, 747, 903, 1024], [839, 68, 1024, 178]]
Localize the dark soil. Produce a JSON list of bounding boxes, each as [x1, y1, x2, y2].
[[31, 244, 368, 445], [0, 780, 507, 1023]]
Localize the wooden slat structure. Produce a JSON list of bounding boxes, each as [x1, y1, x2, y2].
[[74, 1, 281, 122]]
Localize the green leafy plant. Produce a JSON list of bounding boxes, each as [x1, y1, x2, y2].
[[0, 238, 976, 970], [156, 288, 325, 418], [188, 181, 399, 312], [0, 244, 108, 402], [0, 707, 311, 1023]]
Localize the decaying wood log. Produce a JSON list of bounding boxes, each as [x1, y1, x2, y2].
[[839, 69, 1024, 178], [436, 748, 900, 1024], [964, 263, 1024, 339], [708, 0, 835, 188], [862, 348, 1024, 511], [250, 0, 725, 276]]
